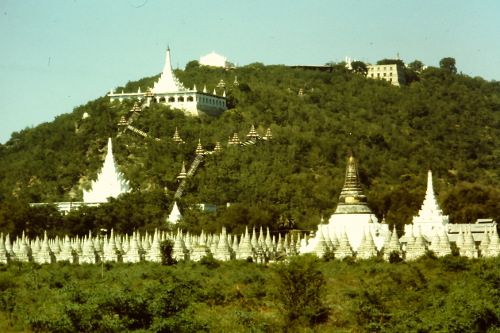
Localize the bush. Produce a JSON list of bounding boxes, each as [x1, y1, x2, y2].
[[160, 240, 177, 266], [272, 254, 329, 328]]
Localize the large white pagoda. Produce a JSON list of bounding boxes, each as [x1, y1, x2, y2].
[[83, 138, 131, 203], [322, 153, 387, 251], [108, 48, 227, 117], [409, 170, 449, 239]]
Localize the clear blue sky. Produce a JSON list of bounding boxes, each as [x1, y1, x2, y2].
[[1, 0, 499, 144]]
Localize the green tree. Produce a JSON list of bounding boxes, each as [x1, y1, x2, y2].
[[377, 58, 405, 67], [272, 254, 328, 328], [351, 61, 368, 76], [439, 57, 457, 73], [185, 60, 200, 70], [408, 60, 424, 73]]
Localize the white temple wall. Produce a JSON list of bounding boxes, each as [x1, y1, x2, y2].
[[326, 213, 383, 251]]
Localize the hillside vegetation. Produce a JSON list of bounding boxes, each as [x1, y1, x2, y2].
[[0, 61, 500, 238]]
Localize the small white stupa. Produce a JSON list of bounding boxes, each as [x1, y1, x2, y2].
[[83, 138, 131, 203], [167, 202, 183, 224], [409, 169, 449, 240]]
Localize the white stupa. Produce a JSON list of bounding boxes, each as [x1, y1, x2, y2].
[[167, 202, 183, 224], [83, 138, 131, 203], [409, 170, 449, 239]]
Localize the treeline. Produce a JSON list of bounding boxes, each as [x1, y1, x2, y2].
[[0, 61, 500, 237], [0, 256, 499, 332]]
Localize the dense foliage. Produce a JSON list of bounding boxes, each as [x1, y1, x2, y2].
[[0, 256, 498, 332], [0, 60, 500, 237]]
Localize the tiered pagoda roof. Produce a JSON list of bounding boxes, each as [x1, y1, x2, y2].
[[228, 133, 241, 146], [172, 127, 184, 143], [334, 153, 372, 214], [195, 139, 205, 155], [246, 125, 261, 140]]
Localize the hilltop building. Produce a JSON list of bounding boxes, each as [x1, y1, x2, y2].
[[367, 63, 406, 86], [108, 48, 227, 117], [199, 51, 236, 68]]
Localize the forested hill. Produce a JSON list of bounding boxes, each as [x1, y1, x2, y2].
[[1, 61, 500, 238]]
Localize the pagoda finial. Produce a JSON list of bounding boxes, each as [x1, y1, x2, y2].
[[177, 162, 187, 180]]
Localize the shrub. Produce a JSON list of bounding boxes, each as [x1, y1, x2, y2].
[[160, 240, 177, 266], [272, 254, 329, 328]]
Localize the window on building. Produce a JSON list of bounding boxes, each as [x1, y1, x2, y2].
[[187, 96, 194, 102], [178, 97, 184, 102], [159, 97, 166, 102], [168, 97, 175, 102]]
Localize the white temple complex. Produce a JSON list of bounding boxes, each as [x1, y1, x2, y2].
[[108, 48, 227, 117], [83, 138, 131, 203], [408, 169, 449, 240]]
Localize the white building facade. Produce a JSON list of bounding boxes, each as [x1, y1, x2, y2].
[[367, 64, 406, 86]]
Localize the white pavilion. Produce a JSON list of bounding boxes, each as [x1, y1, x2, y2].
[[108, 48, 227, 117]]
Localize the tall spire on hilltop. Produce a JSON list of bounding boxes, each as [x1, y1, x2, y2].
[[152, 47, 186, 93], [334, 152, 372, 214], [83, 138, 131, 203]]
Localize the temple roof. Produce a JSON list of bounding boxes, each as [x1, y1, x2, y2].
[[152, 48, 187, 93], [334, 153, 373, 214]]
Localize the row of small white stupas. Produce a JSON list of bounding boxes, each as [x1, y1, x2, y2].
[[2, 219, 499, 265]]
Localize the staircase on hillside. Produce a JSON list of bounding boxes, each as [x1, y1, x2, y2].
[[174, 154, 204, 199]]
